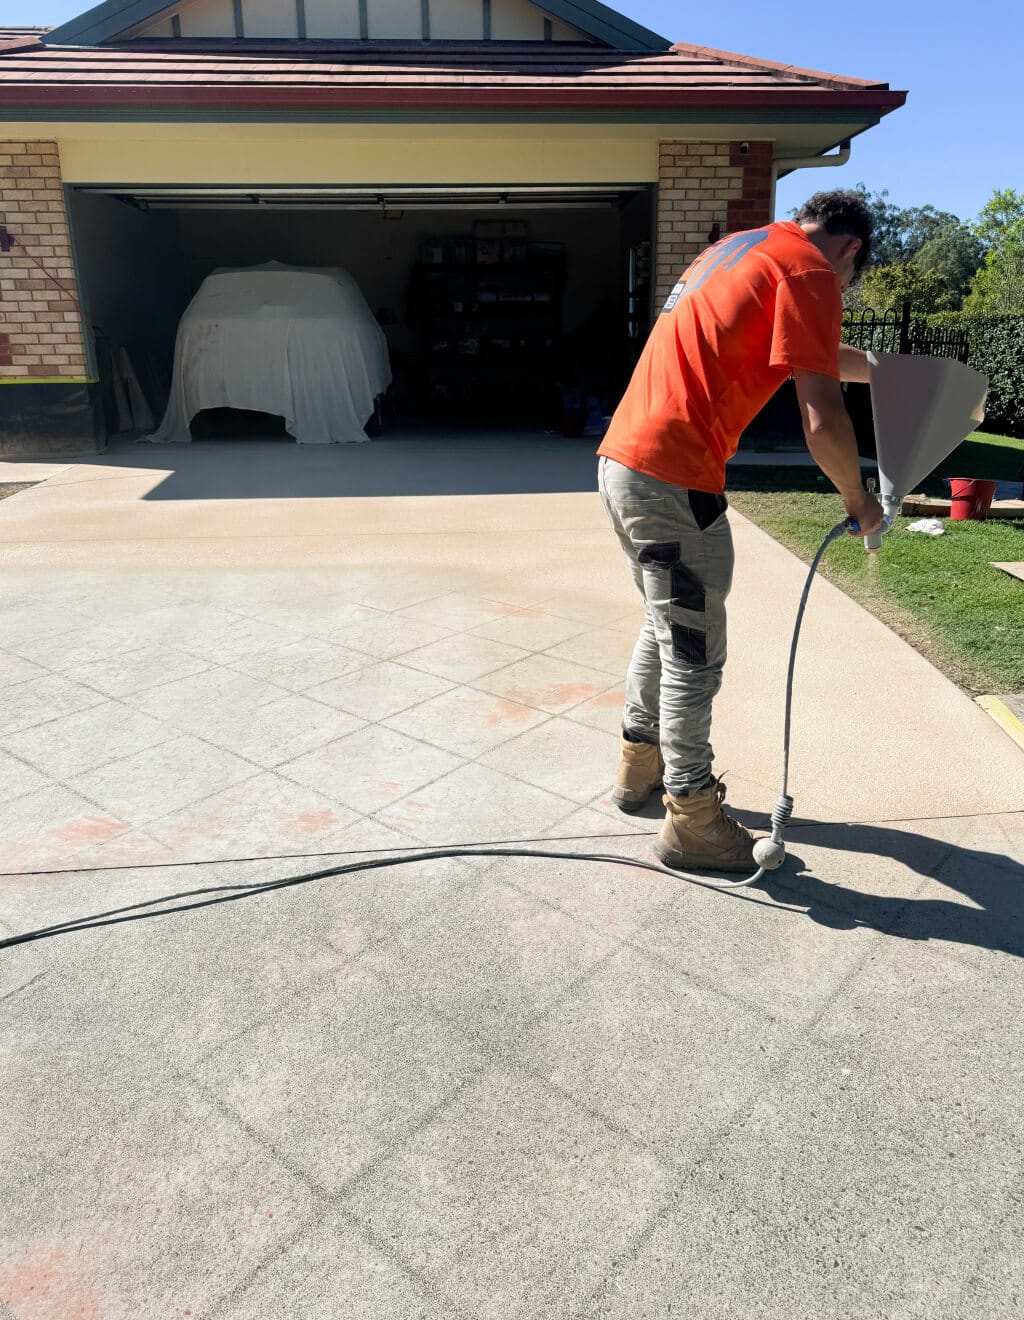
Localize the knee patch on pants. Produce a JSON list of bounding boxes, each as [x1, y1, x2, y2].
[[637, 542, 708, 665], [670, 623, 707, 665]]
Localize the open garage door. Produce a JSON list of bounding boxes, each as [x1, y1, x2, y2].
[[69, 182, 654, 443]]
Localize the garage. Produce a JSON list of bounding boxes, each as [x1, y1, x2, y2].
[[69, 182, 654, 441], [0, 0, 904, 457]]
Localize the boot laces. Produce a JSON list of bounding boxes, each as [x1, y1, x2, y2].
[[707, 775, 751, 846]]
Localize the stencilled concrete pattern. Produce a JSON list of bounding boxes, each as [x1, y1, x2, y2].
[[2, 440, 1022, 1318]]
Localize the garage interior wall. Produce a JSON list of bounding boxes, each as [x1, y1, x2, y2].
[[72, 192, 189, 367]]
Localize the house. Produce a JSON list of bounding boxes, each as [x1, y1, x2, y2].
[[0, 0, 905, 455]]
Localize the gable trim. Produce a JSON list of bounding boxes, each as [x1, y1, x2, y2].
[[534, 0, 665, 49], [45, 0, 669, 49], [47, 1, 177, 47]]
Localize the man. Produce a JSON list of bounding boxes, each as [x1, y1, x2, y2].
[[597, 189, 884, 872]]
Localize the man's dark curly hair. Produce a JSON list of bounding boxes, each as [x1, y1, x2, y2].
[[795, 189, 874, 274]]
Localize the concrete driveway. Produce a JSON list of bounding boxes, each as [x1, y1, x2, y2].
[[1, 437, 1022, 1319]]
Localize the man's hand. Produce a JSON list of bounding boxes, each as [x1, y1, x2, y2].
[[838, 344, 871, 384], [843, 488, 885, 535]]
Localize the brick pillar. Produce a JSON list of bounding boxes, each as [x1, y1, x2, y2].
[[726, 140, 773, 234], [654, 140, 773, 307], [0, 140, 89, 381]]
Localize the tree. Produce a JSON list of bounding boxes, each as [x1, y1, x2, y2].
[[964, 188, 1024, 314], [911, 224, 985, 310], [973, 187, 1024, 253], [793, 184, 1021, 312], [853, 184, 961, 266], [852, 262, 950, 315], [963, 247, 1024, 315]]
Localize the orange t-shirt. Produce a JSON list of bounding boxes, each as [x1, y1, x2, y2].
[[598, 220, 842, 494]]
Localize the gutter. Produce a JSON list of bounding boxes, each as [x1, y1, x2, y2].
[[0, 85, 907, 113]]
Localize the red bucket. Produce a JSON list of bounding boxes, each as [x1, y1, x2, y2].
[[947, 477, 998, 521]]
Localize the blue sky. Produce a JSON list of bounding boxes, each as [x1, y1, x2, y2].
[[10, 0, 1020, 226]]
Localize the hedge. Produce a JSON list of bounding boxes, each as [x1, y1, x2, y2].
[[925, 313, 1024, 437]]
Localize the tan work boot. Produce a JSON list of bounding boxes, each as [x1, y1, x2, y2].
[[655, 777, 756, 872], [611, 734, 664, 812]]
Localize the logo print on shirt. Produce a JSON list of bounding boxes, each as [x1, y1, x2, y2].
[[661, 228, 772, 314], [662, 281, 687, 313]]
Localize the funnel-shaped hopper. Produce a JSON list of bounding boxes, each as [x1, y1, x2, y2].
[[867, 352, 989, 501]]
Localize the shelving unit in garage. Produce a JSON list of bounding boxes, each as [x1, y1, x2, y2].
[[409, 224, 567, 419]]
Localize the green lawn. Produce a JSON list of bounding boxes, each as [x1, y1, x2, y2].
[[729, 433, 1024, 696]]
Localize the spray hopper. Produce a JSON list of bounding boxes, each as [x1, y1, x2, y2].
[[859, 352, 989, 550]]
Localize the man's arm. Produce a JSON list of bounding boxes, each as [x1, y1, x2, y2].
[[838, 344, 871, 383], [792, 369, 884, 533]]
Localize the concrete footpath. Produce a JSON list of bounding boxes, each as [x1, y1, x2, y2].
[[1, 438, 1022, 1319]]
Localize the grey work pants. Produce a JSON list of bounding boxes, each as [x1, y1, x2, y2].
[[598, 455, 735, 795]]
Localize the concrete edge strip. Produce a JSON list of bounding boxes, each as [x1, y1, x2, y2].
[[976, 695, 1024, 753]]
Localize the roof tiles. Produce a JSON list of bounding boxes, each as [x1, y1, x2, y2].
[[0, 35, 904, 113]]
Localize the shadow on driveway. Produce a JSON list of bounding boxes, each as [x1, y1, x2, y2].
[[96, 431, 604, 500], [764, 820, 1024, 960], [540, 790, 1024, 961]]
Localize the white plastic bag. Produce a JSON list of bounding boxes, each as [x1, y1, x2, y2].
[[906, 518, 945, 537]]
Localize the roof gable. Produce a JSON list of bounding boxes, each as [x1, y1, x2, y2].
[[45, 0, 669, 49]]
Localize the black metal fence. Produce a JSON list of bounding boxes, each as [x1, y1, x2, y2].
[[841, 303, 970, 363], [743, 301, 973, 453]]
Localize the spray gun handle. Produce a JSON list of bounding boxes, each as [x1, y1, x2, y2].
[[849, 481, 895, 549], [845, 514, 892, 547], [861, 475, 882, 549]]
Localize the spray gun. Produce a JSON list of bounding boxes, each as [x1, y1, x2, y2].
[[849, 476, 899, 551]]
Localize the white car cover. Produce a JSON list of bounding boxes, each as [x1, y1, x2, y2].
[[148, 262, 391, 444]]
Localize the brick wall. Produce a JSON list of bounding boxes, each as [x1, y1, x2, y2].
[[0, 141, 89, 381], [655, 140, 774, 306]]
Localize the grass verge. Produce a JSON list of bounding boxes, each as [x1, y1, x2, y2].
[[729, 434, 1024, 697]]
